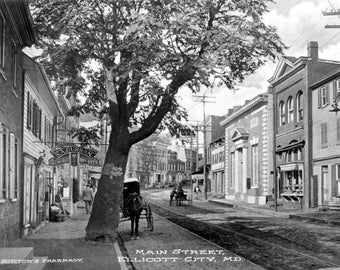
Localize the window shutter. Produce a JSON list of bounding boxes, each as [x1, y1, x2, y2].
[[27, 92, 31, 129], [331, 165, 338, 197], [318, 88, 321, 108], [333, 81, 337, 101], [9, 133, 14, 198], [326, 84, 330, 105]]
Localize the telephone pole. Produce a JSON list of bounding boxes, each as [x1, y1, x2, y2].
[[193, 93, 216, 200], [323, 4, 340, 28]]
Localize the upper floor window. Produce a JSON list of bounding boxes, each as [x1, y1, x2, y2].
[[297, 92, 303, 121], [11, 38, 17, 88], [318, 85, 330, 108], [287, 96, 294, 123], [26, 92, 42, 139], [333, 79, 340, 101], [0, 10, 5, 69], [279, 101, 285, 126]]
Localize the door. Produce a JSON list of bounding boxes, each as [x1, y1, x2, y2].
[[321, 166, 329, 205], [312, 175, 318, 208]]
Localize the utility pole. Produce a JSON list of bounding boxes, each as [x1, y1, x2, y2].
[[323, 6, 340, 28], [193, 93, 216, 200]]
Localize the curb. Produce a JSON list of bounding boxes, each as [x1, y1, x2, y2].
[[208, 199, 290, 218], [114, 240, 129, 270], [289, 214, 340, 227]]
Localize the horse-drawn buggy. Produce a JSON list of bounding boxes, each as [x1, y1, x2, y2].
[[169, 184, 192, 206], [121, 178, 153, 239]]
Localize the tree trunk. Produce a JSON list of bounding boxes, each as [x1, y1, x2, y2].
[[85, 131, 130, 242]]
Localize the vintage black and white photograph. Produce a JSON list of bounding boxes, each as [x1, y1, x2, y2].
[[1, 0, 340, 269]]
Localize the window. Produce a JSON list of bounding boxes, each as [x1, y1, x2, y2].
[[297, 92, 303, 121], [279, 101, 285, 126], [27, 95, 42, 139], [11, 38, 17, 88], [333, 79, 340, 101], [287, 96, 294, 123], [321, 123, 328, 148], [319, 85, 330, 107], [251, 144, 259, 186], [0, 10, 5, 69], [337, 119, 340, 143], [0, 123, 19, 201], [0, 124, 6, 200]]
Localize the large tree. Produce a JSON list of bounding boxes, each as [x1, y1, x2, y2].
[[31, 0, 286, 242]]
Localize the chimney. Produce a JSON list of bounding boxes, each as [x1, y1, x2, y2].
[[307, 41, 318, 60]]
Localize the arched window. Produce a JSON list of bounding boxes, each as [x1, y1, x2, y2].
[[279, 101, 285, 126], [296, 92, 303, 121], [287, 96, 294, 123]]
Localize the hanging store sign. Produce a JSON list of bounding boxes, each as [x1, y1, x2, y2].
[[50, 145, 97, 159]]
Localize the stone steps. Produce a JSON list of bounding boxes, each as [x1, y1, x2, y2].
[[0, 248, 47, 270]]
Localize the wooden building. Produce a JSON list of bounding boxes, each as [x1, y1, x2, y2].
[[0, 0, 36, 246]]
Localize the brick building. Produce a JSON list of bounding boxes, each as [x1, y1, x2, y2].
[[269, 41, 340, 209]]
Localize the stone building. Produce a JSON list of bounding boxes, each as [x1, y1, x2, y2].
[[221, 93, 273, 205]]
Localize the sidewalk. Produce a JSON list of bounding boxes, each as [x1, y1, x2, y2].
[[208, 197, 340, 227], [7, 207, 124, 270]]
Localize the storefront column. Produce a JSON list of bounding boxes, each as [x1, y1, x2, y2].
[[242, 147, 248, 194], [235, 150, 240, 193]]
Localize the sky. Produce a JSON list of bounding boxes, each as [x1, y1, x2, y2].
[[179, 0, 340, 123]]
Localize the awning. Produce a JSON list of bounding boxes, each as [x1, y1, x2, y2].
[[279, 163, 304, 172], [276, 141, 305, 153]]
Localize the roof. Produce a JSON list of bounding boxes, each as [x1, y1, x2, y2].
[[124, 178, 139, 183]]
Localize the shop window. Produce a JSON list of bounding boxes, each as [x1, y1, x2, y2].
[[0, 124, 19, 201]]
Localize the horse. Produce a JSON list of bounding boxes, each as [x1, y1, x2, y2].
[[175, 189, 186, 206], [126, 192, 153, 239]]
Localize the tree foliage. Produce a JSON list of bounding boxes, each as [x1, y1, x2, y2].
[[31, 0, 286, 145]]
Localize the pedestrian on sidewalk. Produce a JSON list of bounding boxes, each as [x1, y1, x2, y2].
[[82, 184, 94, 214]]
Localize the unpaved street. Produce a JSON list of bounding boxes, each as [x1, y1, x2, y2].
[[144, 189, 340, 270]]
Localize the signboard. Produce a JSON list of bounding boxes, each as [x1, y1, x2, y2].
[[50, 145, 97, 159], [49, 145, 101, 167]]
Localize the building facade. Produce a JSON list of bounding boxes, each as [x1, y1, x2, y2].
[[22, 54, 63, 235], [221, 93, 273, 205], [269, 41, 340, 209], [0, 0, 36, 246], [310, 69, 340, 210]]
